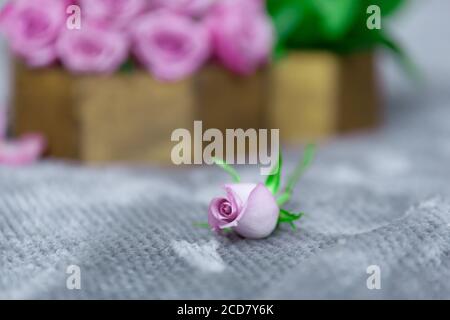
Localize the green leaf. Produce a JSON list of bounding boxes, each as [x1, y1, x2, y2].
[[267, 0, 305, 59], [265, 0, 407, 56], [270, 1, 304, 43], [377, 32, 422, 83], [119, 58, 135, 73], [310, 0, 361, 41], [277, 144, 316, 206], [265, 150, 282, 195], [273, 43, 287, 61], [212, 157, 241, 183], [193, 222, 210, 229], [276, 193, 291, 207], [278, 209, 304, 230], [278, 209, 304, 222]]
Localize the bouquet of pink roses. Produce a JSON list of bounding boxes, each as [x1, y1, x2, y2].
[[0, 0, 274, 81]]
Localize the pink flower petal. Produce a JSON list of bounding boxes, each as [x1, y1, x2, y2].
[[151, 0, 216, 17], [224, 183, 257, 204], [208, 197, 227, 230], [233, 183, 279, 239], [56, 26, 129, 74], [0, 133, 46, 166], [130, 10, 211, 81], [207, 0, 273, 75], [79, 0, 147, 30], [2, 0, 65, 68]]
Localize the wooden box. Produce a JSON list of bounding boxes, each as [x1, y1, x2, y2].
[[13, 63, 195, 164], [195, 64, 269, 132], [13, 62, 269, 164], [268, 52, 380, 142], [13, 51, 380, 164]]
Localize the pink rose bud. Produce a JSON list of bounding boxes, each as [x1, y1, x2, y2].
[[207, 0, 273, 75], [0, 0, 65, 67], [0, 133, 46, 166], [208, 183, 279, 239], [150, 0, 217, 17], [56, 25, 129, 74], [78, 0, 147, 30], [130, 10, 210, 81]]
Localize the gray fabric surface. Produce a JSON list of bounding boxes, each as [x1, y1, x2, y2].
[[1, 0, 450, 299]]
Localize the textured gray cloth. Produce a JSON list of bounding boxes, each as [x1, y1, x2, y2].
[[1, 0, 450, 299]]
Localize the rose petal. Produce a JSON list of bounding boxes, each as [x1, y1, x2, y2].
[[0, 133, 46, 166], [130, 10, 210, 81], [208, 197, 227, 230], [224, 185, 242, 213], [78, 0, 147, 30], [56, 26, 129, 74], [224, 183, 257, 204], [151, 0, 216, 17], [233, 183, 279, 239], [207, 0, 273, 75], [23, 45, 57, 68], [3, 0, 65, 68]]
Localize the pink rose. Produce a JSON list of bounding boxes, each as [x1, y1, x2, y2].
[[0, 134, 46, 166], [208, 183, 279, 239], [0, 0, 65, 67], [150, 0, 217, 17], [207, 0, 273, 75], [78, 0, 147, 30], [130, 10, 210, 81], [56, 25, 129, 74], [0, 107, 46, 166]]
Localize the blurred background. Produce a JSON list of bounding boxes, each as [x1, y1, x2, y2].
[[1, 0, 450, 299], [1, 0, 449, 149]]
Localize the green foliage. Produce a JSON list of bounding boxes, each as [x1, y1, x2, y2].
[[265, 151, 283, 194], [267, 0, 406, 55], [212, 157, 241, 183], [277, 144, 315, 206], [212, 145, 316, 231], [278, 209, 304, 230]]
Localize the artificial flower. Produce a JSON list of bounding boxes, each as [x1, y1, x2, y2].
[[209, 183, 279, 239], [206, 145, 316, 239], [150, 0, 217, 17], [130, 10, 210, 81], [0, 134, 46, 166], [207, 0, 274, 75], [0, 0, 65, 67], [0, 108, 46, 166], [56, 25, 129, 74]]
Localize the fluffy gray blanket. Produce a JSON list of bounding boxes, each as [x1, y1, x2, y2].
[[1, 0, 449, 299]]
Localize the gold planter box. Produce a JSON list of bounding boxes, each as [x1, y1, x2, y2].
[[13, 63, 268, 164], [268, 52, 380, 142], [14, 63, 195, 164], [12, 51, 380, 164]]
